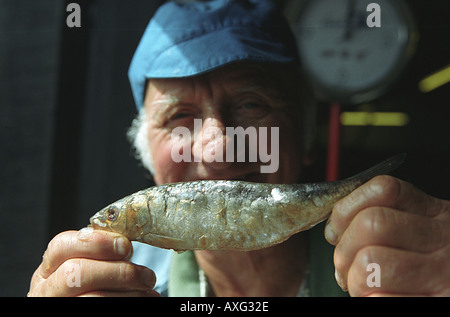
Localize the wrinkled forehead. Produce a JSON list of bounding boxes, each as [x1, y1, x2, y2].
[[144, 62, 300, 106]]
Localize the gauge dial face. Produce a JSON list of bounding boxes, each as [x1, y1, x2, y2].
[[295, 0, 414, 103]]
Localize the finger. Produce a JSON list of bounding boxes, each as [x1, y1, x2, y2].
[[34, 258, 156, 297], [29, 266, 46, 296], [333, 207, 450, 289], [40, 229, 132, 279], [325, 175, 447, 244], [346, 245, 449, 297]]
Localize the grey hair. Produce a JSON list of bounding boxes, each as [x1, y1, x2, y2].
[[127, 103, 317, 176], [126, 107, 155, 174]]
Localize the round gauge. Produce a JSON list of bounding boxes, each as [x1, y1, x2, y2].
[[294, 0, 417, 104]]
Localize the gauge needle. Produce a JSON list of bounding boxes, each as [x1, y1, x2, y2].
[[343, 0, 357, 41]]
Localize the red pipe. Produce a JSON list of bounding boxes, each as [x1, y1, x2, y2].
[[326, 102, 341, 181]]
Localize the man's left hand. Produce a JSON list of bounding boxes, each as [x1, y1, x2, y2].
[[325, 175, 450, 296]]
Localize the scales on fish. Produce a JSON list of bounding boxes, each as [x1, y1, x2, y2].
[[90, 154, 406, 252]]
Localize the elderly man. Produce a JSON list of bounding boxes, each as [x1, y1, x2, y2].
[[29, 0, 449, 297]]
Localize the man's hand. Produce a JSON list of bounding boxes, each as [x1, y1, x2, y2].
[[325, 175, 450, 296], [28, 228, 160, 297]]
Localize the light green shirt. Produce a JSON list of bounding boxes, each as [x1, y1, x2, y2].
[[168, 223, 347, 297]]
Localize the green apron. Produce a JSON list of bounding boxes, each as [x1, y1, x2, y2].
[[168, 223, 347, 297]]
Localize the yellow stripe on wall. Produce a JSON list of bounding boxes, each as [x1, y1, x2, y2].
[[340, 112, 410, 126]]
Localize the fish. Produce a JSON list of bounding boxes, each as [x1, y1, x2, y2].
[[89, 154, 406, 252]]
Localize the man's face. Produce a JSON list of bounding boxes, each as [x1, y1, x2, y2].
[[143, 63, 307, 185]]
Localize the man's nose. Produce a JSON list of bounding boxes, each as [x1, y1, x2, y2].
[[192, 116, 233, 169]]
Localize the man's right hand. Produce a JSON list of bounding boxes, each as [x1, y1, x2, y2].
[[28, 228, 160, 297]]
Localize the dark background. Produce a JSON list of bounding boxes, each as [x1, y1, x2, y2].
[[0, 0, 449, 296]]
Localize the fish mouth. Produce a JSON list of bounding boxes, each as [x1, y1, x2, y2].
[[90, 214, 107, 228]]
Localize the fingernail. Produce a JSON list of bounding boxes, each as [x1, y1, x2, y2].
[[114, 237, 129, 257], [77, 227, 94, 241], [325, 223, 337, 244], [334, 269, 342, 286], [335, 269, 347, 291]]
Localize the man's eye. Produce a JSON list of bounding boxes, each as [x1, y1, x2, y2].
[[240, 103, 262, 109], [237, 102, 270, 117], [171, 112, 192, 120]]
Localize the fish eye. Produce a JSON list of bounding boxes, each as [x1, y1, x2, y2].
[[106, 207, 118, 221]]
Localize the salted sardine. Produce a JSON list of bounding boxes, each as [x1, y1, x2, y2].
[[90, 154, 405, 251]]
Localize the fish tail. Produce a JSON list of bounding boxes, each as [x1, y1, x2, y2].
[[347, 153, 406, 184]]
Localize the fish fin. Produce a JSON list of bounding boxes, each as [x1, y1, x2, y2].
[[141, 232, 186, 252], [348, 153, 406, 184]]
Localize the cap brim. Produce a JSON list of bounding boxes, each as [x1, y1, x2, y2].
[[129, 27, 296, 108]]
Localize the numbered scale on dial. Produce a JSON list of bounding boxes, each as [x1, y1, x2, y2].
[[294, 0, 416, 104]]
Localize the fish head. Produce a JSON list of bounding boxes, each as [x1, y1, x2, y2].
[[90, 201, 127, 234], [89, 191, 150, 240]]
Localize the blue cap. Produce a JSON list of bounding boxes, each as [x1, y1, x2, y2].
[[128, 0, 299, 109]]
